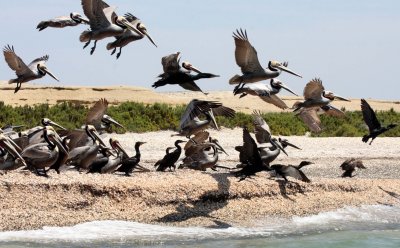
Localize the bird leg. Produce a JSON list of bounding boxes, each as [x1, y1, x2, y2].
[[116, 47, 122, 59], [14, 82, 21, 94], [369, 138, 375, 145], [90, 40, 97, 55], [111, 48, 116, 55], [239, 93, 248, 98], [83, 39, 91, 49]]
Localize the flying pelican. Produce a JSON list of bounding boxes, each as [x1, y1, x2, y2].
[[21, 126, 68, 177], [3, 45, 59, 93], [234, 79, 298, 109], [116, 141, 148, 176], [229, 29, 302, 92], [270, 161, 314, 182], [37, 12, 89, 31], [153, 52, 219, 94], [292, 78, 350, 112], [176, 99, 236, 138], [297, 105, 346, 133], [85, 98, 124, 133], [340, 158, 366, 178], [154, 140, 185, 172], [107, 13, 157, 59], [361, 99, 397, 144], [80, 0, 142, 54]]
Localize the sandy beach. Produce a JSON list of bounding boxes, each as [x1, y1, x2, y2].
[[1, 129, 400, 231], [1, 82, 399, 113]]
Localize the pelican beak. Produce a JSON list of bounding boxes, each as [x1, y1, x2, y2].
[[104, 116, 124, 129], [114, 141, 129, 158], [42, 67, 59, 82], [208, 110, 219, 130], [276, 64, 302, 78], [271, 138, 288, 156], [49, 120, 66, 130], [51, 135, 68, 155], [91, 130, 107, 147], [142, 29, 157, 48], [282, 139, 302, 150], [214, 140, 228, 156], [281, 83, 298, 96], [3, 139, 26, 166], [6, 138, 22, 153], [79, 16, 90, 25], [335, 95, 350, 102]]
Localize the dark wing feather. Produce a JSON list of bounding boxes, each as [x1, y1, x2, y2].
[[3, 45, 30, 76], [233, 29, 264, 74], [242, 127, 262, 167], [361, 99, 381, 131], [85, 98, 108, 127]]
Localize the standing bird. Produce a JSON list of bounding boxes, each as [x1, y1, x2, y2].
[[176, 99, 236, 138], [229, 29, 302, 92], [37, 12, 89, 31], [270, 161, 313, 182], [361, 99, 397, 144], [154, 140, 185, 172], [0, 133, 27, 173], [116, 141, 148, 176], [340, 158, 366, 178], [234, 79, 298, 109], [107, 13, 157, 59], [3, 45, 59, 93], [80, 0, 142, 55], [89, 138, 126, 174], [153, 52, 219, 94]]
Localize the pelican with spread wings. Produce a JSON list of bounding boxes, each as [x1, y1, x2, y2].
[[230, 29, 302, 92], [3, 45, 59, 93], [37, 12, 89, 31]]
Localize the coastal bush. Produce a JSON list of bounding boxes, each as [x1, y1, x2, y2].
[[0, 101, 399, 137]]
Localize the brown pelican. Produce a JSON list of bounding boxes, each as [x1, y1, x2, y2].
[[3, 45, 59, 93], [361, 99, 397, 144], [176, 99, 236, 138], [116, 141, 148, 176], [85, 98, 124, 133], [292, 78, 350, 112], [65, 125, 107, 171], [270, 161, 313, 182], [89, 138, 127, 174], [47, 137, 70, 174], [154, 140, 185, 172], [37, 12, 89, 31], [0, 133, 27, 173], [297, 105, 346, 133], [229, 29, 302, 92], [340, 158, 366, 177], [153, 52, 219, 94], [107, 13, 157, 59], [234, 79, 298, 109], [21, 126, 68, 177], [80, 0, 142, 55]]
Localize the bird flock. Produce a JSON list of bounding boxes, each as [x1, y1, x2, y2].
[[1, 0, 398, 182]]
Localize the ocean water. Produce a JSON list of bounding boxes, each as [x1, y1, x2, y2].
[[0, 205, 399, 248]]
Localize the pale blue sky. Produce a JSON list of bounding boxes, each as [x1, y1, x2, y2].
[[1, 0, 400, 99]]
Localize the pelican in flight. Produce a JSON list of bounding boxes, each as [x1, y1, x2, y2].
[[153, 52, 219, 94], [229, 29, 302, 92], [37, 12, 89, 31], [340, 158, 366, 178], [107, 13, 157, 59], [3, 45, 59, 93], [176, 99, 236, 138], [234, 79, 298, 109], [80, 0, 142, 55], [361, 99, 397, 144]]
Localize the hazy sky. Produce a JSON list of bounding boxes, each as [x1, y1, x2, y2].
[[1, 0, 399, 99]]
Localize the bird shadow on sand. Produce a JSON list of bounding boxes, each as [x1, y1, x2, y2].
[[157, 172, 233, 229], [273, 178, 303, 202], [379, 186, 400, 200]]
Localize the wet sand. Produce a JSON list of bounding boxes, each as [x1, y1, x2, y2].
[[1, 129, 400, 231]]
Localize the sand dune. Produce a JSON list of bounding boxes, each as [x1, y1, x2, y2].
[[1, 82, 399, 113]]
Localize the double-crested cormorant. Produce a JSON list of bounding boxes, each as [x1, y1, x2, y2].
[[155, 140, 185, 171]]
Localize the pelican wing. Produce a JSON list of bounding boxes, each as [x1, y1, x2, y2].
[[184, 131, 209, 151], [259, 94, 289, 109], [233, 29, 264, 74], [211, 105, 236, 118], [282, 166, 311, 182], [252, 110, 271, 144], [27, 55, 49, 71], [85, 98, 108, 127], [82, 0, 115, 30], [321, 105, 346, 118], [179, 82, 204, 93], [242, 127, 262, 166], [161, 53, 181, 74], [361, 99, 381, 131], [22, 143, 52, 159], [303, 78, 324, 100], [62, 130, 89, 150], [185, 143, 212, 157], [298, 107, 322, 133], [37, 16, 79, 28], [179, 100, 222, 129], [3, 45, 31, 77]]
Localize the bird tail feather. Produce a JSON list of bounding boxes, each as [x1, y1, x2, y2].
[[79, 30, 91, 42], [362, 135, 369, 143], [229, 75, 241, 84], [8, 79, 18, 84]]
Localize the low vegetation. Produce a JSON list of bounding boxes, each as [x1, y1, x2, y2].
[[0, 101, 399, 137]]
